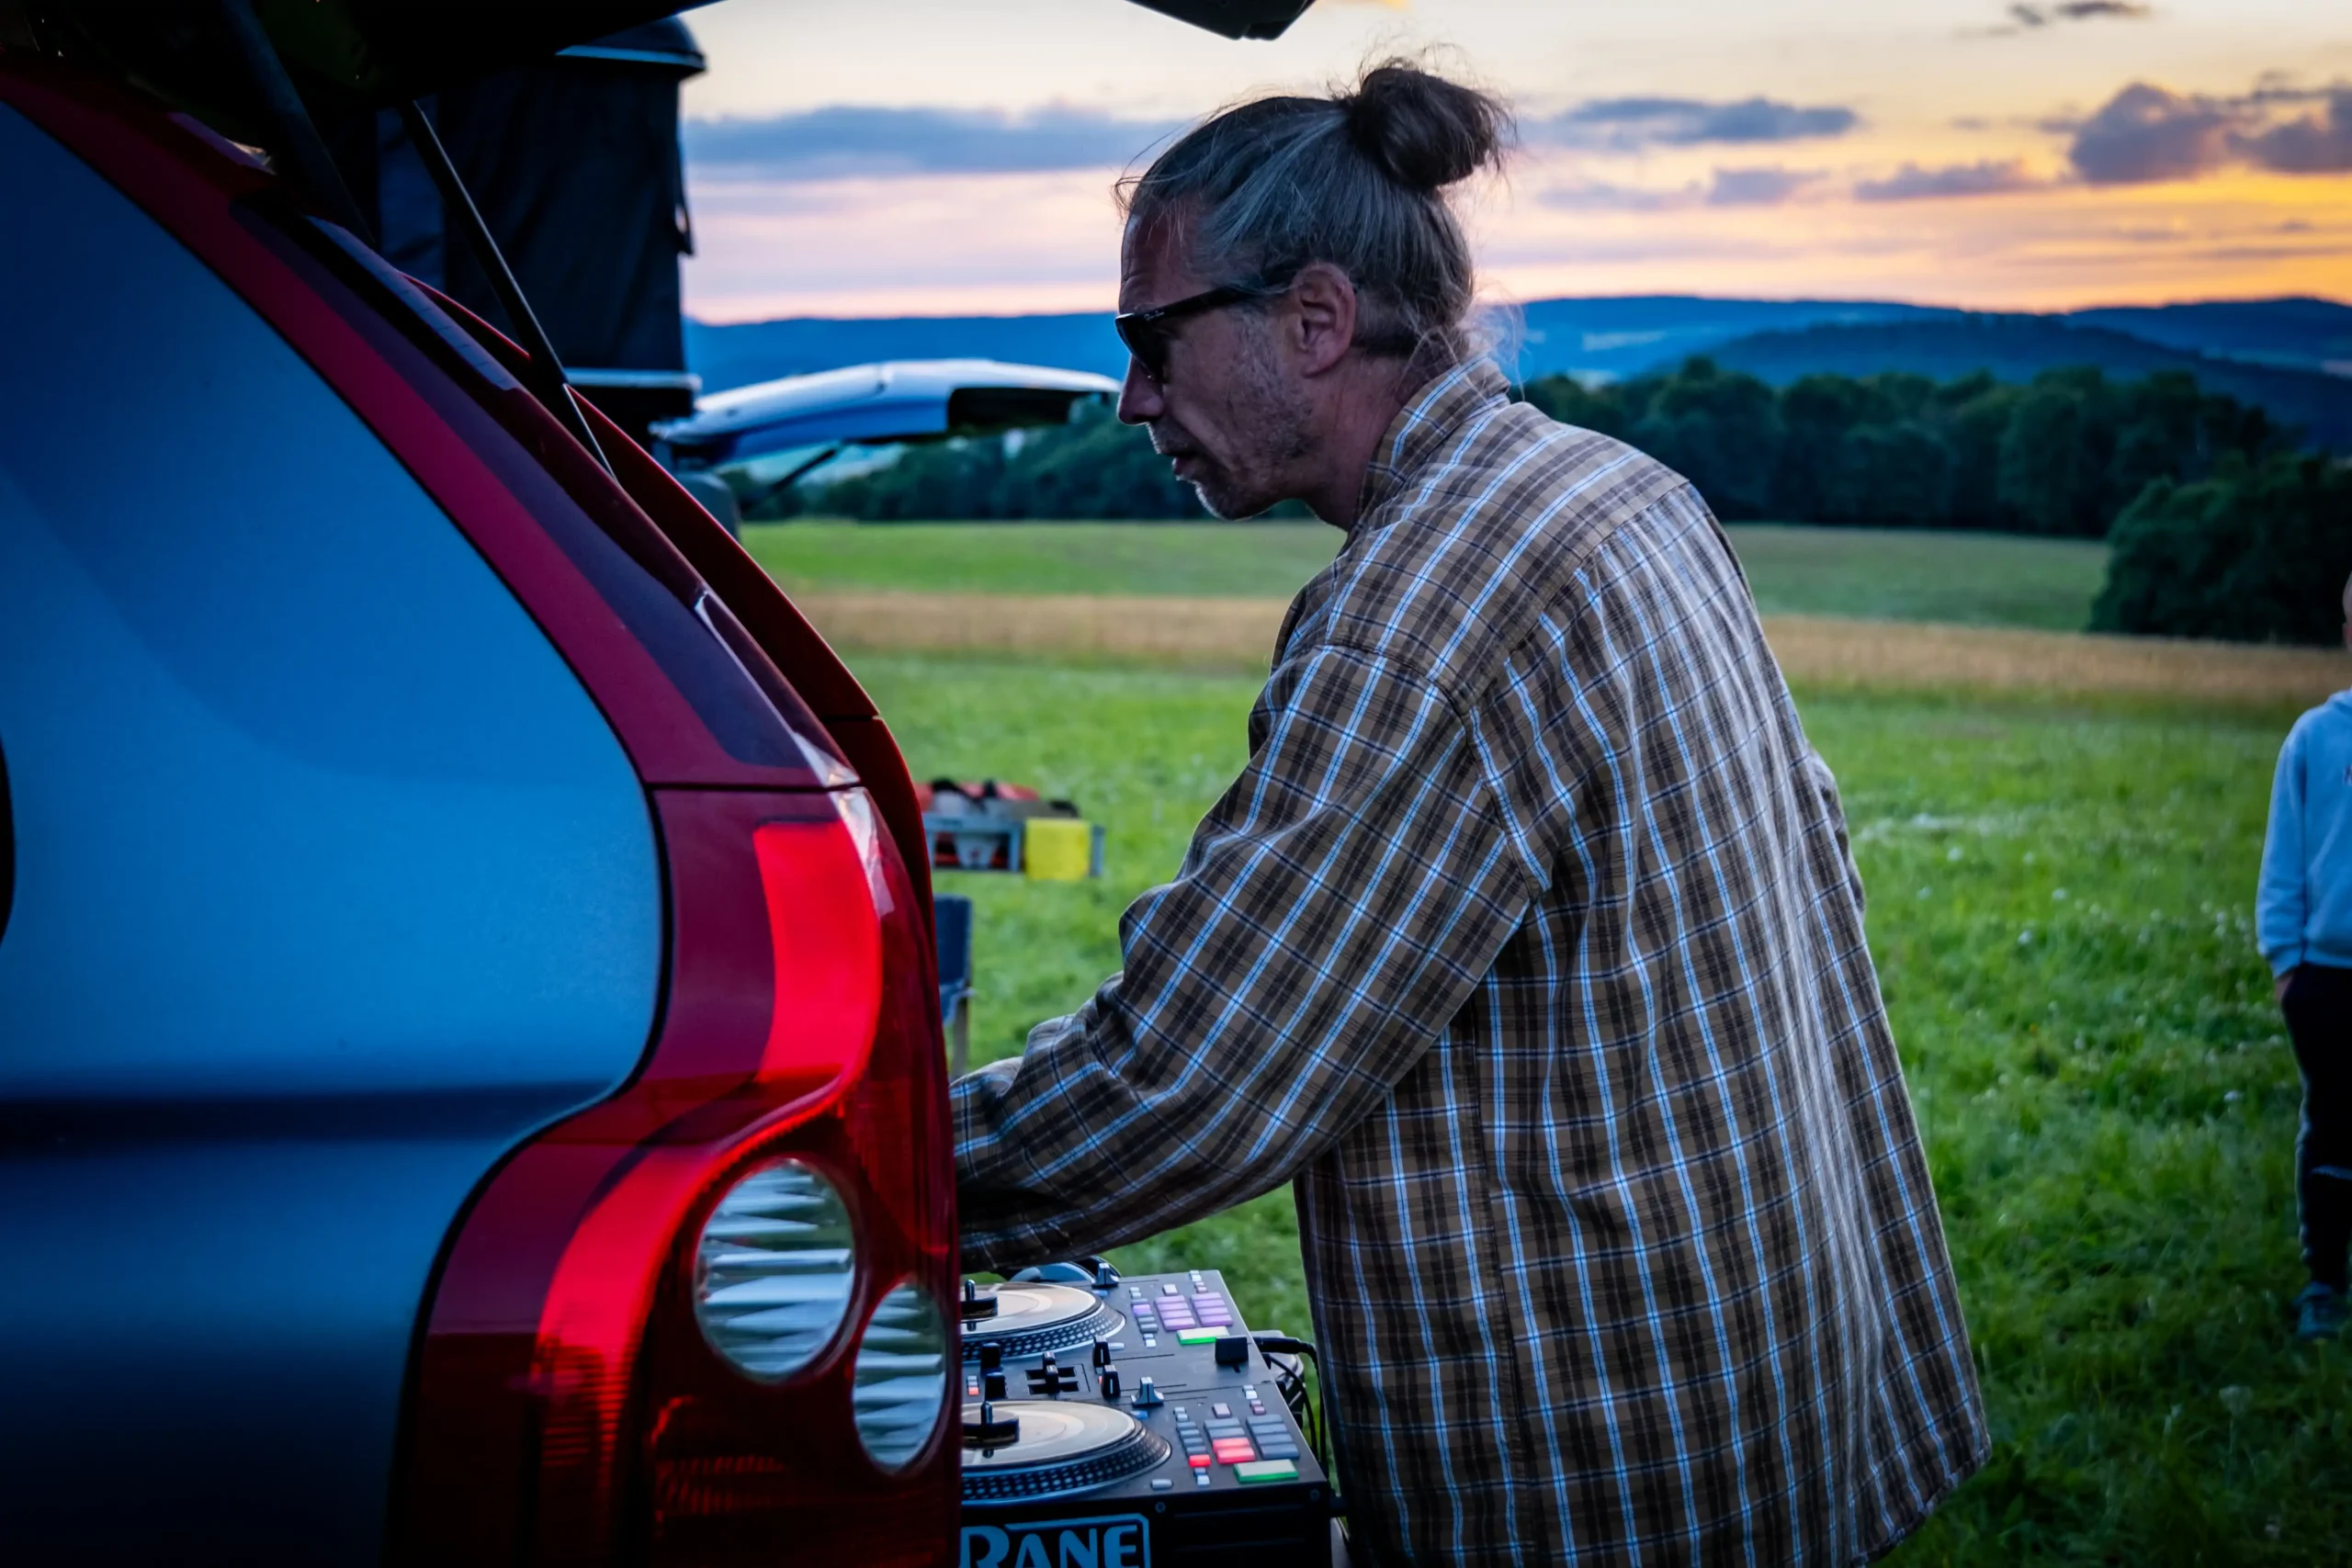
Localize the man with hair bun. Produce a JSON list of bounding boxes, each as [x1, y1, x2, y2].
[[955, 60, 1986, 1563]]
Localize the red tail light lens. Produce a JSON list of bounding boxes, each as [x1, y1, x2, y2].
[[754, 815, 882, 1086], [396, 786, 956, 1567]]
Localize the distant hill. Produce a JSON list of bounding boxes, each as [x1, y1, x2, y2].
[[2067, 298, 2352, 379], [685, 295, 1947, 392], [1507, 297, 1946, 381], [688, 312, 1125, 395], [1706, 315, 2352, 449], [686, 292, 2352, 444]]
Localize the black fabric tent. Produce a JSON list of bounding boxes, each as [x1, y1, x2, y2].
[[326, 22, 705, 444]]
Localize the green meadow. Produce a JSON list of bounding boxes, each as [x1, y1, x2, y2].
[[746, 520, 2110, 632], [860, 650, 2344, 1563]]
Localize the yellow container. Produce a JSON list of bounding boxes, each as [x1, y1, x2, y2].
[[1023, 818, 1094, 881]]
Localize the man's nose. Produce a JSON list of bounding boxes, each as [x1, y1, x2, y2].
[[1116, 358, 1162, 425]]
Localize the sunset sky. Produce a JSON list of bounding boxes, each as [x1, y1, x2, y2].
[[675, 0, 2352, 322]]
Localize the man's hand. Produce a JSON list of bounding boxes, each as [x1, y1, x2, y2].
[[2278, 968, 2299, 1004]]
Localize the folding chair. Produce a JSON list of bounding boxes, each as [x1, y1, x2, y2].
[[933, 892, 974, 1076]]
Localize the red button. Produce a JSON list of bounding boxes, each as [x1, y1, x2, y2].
[[1188, 1454, 1212, 1470], [1212, 1440, 1256, 1462]]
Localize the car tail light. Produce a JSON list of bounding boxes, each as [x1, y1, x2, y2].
[[692, 1159, 857, 1382], [752, 813, 882, 1084], [851, 1281, 953, 1472], [396, 785, 956, 1568]]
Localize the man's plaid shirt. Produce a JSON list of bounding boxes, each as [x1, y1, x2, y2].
[[953, 360, 1987, 1564]]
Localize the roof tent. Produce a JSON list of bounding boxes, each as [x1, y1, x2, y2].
[[1127, 0, 1314, 38], [328, 22, 707, 446]]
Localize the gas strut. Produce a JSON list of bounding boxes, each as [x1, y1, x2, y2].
[[213, 0, 373, 243], [396, 100, 614, 476]]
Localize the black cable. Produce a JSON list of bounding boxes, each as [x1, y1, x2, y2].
[[1254, 1332, 1329, 1475], [394, 100, 613, 476]]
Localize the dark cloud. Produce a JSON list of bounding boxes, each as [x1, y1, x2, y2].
[[1535, 177, 1692, 212], [1854, 159, 2043, 201], [1532, 96, 1859, 152], [1705, 166, 1821, 206], [2066, 82, 2235, 183], [2007, 1, 2150, 25], [2063, 79, 2352, 183], [2244, 75, 2331, 107], [1532, 164, 1824, 212], [684, 106, 1183, 180], [2241, 89, 2352, 173]]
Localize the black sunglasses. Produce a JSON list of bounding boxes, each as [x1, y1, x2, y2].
[[1114, 284, 1261, 382]]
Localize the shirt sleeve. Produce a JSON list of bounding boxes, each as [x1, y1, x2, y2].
[[2257, 719, 2310, 976], [953, 644, 1535, 1274]]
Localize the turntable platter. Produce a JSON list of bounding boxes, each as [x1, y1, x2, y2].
[[959, 1281, 1121, 1361], [961, 1400, 1170, 1502]]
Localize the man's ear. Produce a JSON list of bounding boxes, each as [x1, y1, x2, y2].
[[1286, 262, 1359, 378]]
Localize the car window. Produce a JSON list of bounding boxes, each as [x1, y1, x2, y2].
[[0, 104, 661, 1097]]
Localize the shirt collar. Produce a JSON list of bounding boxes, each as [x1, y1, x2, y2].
[[1354, 357, 1512, 525]]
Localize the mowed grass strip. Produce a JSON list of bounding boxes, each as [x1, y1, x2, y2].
[[791, 588, 2348, 708], [1761, 616, 2346, 708], [793, 589, 1286, 669], [861, 652, 2349, 1562], [747, 520, 2110, 631]]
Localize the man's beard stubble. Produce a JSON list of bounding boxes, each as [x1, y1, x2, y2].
[[1152, 330, 1314, 520]]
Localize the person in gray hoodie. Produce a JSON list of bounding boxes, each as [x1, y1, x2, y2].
[[2258, 572, 2352, 1340]]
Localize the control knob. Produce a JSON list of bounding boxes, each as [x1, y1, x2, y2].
[[963, 1400, 1022, 1448]]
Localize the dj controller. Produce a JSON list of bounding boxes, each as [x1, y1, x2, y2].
[[957, 1262, 1334, 1568]]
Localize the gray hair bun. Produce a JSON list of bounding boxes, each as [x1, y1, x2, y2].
[[1120, 60, 1510, 373], [1342, 62, 1509, 193]]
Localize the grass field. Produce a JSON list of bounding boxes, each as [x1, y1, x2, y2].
[[859, 650, 2347, 1563], [746, 520, 2111, 631]]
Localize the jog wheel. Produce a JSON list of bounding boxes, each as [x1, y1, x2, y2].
[[956, 1280, 1121, 1362], [960, 1400, 1171, 1504]]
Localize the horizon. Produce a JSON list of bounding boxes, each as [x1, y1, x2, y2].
[[684, 288, 2352, 330]]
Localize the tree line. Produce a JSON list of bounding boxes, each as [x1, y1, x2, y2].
[[1519, 359, 2290, 537], [761, 404, 1211, 523], [773, 357, 2349, 645]]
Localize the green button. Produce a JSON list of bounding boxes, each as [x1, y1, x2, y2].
[[1176, 1327, 1225, 1345], [1233, 1459, 1298, 1484]]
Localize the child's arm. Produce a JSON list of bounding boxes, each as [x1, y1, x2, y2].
[[2259, 719, 2311, 987]]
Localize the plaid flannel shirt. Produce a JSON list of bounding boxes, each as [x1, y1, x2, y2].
[[953, 359, 1987, 1565]]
